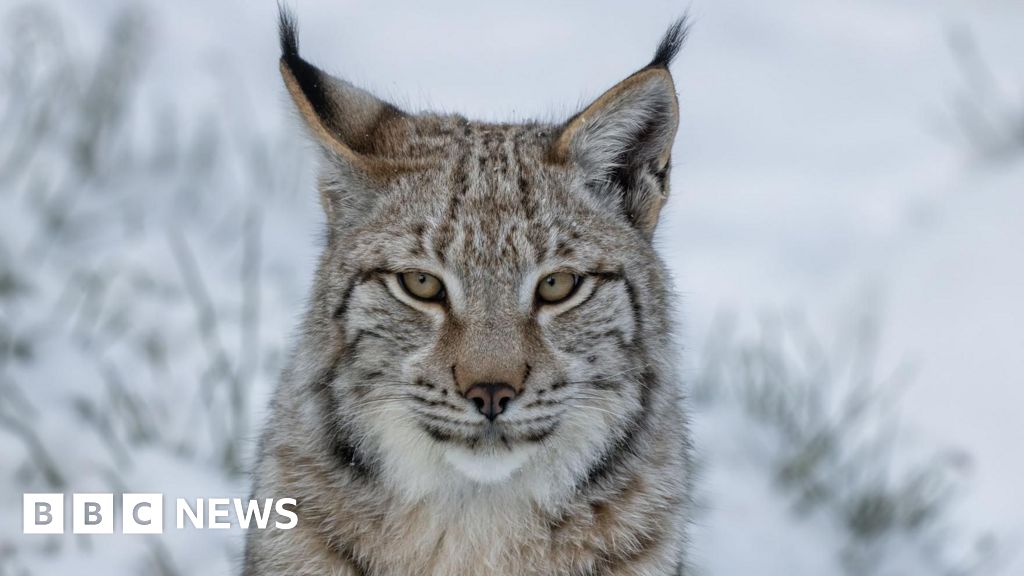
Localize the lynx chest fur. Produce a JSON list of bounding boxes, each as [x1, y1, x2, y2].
[[245, 10, 693, 576]]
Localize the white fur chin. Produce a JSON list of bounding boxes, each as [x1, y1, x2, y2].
[[444, 445, 538, 484]]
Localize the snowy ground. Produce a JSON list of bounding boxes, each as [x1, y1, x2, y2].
[[1, 0, 1022, 574]]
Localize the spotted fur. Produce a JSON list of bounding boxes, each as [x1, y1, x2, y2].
[[245, 8, 692, 576]]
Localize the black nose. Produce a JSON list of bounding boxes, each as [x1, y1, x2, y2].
[[464, 383, 517, 421]]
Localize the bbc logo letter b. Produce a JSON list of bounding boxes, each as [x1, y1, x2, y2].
[[23, 494, 64, 534], [73, 493, 114, 534]]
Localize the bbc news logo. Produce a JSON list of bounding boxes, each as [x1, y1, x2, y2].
[[23, 494, 297, 534]]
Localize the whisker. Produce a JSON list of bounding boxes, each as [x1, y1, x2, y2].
[[558, 403, 621, 418], [558, 362, 655, 386], [413, 410, 483, 429], [344, 394, 418, 411], [502, 412, 565, 427]]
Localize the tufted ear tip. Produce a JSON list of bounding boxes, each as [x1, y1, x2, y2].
[[278, 3, 300, 59], [276, 6, 406, 164], [277, 6, 409, 224], [647, 15, 691, 70], [548, 17, 689, 236]]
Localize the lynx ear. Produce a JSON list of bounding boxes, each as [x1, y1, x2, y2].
[[552, 18, 688, 236], [278, 9, 405, 217]]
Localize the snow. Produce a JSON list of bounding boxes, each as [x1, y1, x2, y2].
[[1, 0, 1021, 574]]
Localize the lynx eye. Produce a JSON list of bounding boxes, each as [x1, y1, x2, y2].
[[399, 271, 446, 302], [537, 272, 580, 304]]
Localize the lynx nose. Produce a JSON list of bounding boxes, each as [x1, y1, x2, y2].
[[464, 383, 517, 421]]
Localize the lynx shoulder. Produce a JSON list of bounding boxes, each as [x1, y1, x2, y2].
[[245, 9, 692, 576]]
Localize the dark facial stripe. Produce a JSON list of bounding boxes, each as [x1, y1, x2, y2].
[[521, 423, 559, 442], [512, 133, 548, 256], [333, 269, 379, 321], [572, 282, 602, 312], [581, 414, 642, 490], [578, 272, 630, 326], [419, 421, 456, 443], [577, 369, 659, 490], [409, 394, 464, 412], [432, 121, 474, 262], [620, 275, 643, 336], [409, 223, 427, 257], [348, 329, 383, 351], [554, 237, 574, 258], [310, 363, 378, 481]]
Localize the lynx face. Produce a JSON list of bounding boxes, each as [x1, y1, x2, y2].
[[279, 14, 683, 493]]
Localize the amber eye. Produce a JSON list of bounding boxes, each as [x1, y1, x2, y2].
[[399, 271, 446, 302], [537, 272, 580, 304]]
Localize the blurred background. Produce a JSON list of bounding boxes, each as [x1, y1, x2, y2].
[[1, 0, 1022, 574]]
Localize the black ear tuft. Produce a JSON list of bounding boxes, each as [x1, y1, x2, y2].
[[648, 15, 690, 69], [278, 3, 299, 59]]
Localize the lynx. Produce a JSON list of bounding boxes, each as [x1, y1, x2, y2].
[[245, 9, 692, 575]]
